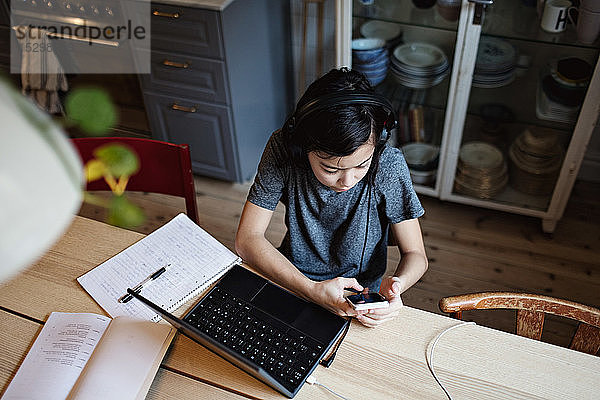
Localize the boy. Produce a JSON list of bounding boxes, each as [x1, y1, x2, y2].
[[235, 68, 427, 327]]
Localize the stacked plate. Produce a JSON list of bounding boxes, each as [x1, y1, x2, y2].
[[454, 141, 508, 199], [536, 58, 591, 124], [508, 128, 563, 196], [352, 38, 389, 86], [536, 80, 580, 124], [390, 42, 450, 89], [472, 36, 517, 88]]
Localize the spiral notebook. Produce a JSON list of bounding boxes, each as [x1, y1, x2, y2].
[[77, 213, 240, 322]]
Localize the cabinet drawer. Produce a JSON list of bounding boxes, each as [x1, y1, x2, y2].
[[140, 50, 229, 104], [142, 92, 238, 181], [150, 4, 223, 59]]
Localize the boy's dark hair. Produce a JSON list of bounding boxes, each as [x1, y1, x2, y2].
[[282, 68, 391, 184]]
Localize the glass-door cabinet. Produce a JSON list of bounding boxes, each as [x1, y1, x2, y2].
[[340, 0, 599, 232], [350, 0, 462, 198]]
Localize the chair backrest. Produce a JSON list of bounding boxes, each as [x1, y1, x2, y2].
[[439, 292, 600, 355], [71, 137, 199, 225]]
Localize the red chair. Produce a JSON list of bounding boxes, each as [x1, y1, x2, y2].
[[71, 137, 199, 225]]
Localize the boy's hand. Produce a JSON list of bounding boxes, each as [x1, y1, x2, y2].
[[355, 276, 404, 328], [311, 277, 367, 318]]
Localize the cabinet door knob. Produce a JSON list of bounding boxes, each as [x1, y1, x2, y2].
[[171, 103, 197, 113], [162, 59, 190, 69], [152, 10, 180, 18]]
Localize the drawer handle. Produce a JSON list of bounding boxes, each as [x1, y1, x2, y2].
[[163, 59, 190, 69], [171, 103, 197, 113], [152, 10, 181, 18]]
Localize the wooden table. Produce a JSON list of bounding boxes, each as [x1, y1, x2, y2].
[[1, 216, 599, 399]]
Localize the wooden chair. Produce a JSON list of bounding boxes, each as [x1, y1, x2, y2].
[[71, 137, 199, 225], [439, 292, 600, 355]]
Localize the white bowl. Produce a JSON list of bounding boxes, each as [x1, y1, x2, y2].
[[402, 143, 440, 170], [360, 20, 402, 41], [410, 169, 437, 185]]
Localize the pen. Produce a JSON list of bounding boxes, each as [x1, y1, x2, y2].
[[118, 264, 171, 303]]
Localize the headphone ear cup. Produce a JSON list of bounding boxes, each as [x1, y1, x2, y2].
[[379, 128, 389, 144], [378, 111, 396, 145], [284, 115, 296, 134], [282, 115, 305, 166]]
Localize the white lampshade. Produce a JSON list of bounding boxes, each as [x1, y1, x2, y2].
[[0, 79, 83, 283]]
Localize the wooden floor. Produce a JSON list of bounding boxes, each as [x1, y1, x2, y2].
[[78, 176, 600, 350]]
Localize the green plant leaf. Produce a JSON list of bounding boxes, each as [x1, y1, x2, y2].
[[94, 144, 140, 177], [84, 159, 106, 182], [65, 88, 117, 135], [107, 195, 145, 229]]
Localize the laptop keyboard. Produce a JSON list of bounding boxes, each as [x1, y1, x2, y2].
[[184, 287, 326, 393]]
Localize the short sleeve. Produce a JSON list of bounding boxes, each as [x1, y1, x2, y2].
[[246, 131, 288, 211], [377, 146, 425, 224]]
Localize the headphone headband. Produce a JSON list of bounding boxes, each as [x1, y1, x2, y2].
[[291, 91, 397, 133]]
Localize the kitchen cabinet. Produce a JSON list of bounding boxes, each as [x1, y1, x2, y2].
[[0, 0, 15, 74], [341, 0, 599, 232], [140, 0, 292, 182]]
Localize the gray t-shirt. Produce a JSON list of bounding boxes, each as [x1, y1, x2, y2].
[[247, 130, 424, 291]]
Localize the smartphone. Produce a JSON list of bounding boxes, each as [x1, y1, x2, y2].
[[345, 292, 389, 310]]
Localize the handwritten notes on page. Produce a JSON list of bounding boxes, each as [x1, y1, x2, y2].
[[2, 312, 111, 400], [77, 213, 241, 321]]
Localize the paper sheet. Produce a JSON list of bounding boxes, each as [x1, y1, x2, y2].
[[2, 312, 110, 400], [77, 213, 240, 321], [67, 316, 175, 400]]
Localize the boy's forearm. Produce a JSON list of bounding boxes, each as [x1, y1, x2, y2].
[[236, 235, 316, 301], [393, 250, 428, 293]]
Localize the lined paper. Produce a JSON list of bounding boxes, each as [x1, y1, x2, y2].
[[77, 214, 240, 321]]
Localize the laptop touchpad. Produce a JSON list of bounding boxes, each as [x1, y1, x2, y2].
[[251, 283, 305, 325]]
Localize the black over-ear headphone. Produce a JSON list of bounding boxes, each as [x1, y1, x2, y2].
[[286, 91, 397, 144]]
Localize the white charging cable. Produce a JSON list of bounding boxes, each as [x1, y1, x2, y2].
[[305, 320, 475, 400], [305, 375, 353, 400], [426, 321, 476, 400]]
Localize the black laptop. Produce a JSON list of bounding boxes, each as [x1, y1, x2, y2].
[[128, 264, 349, 398]]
